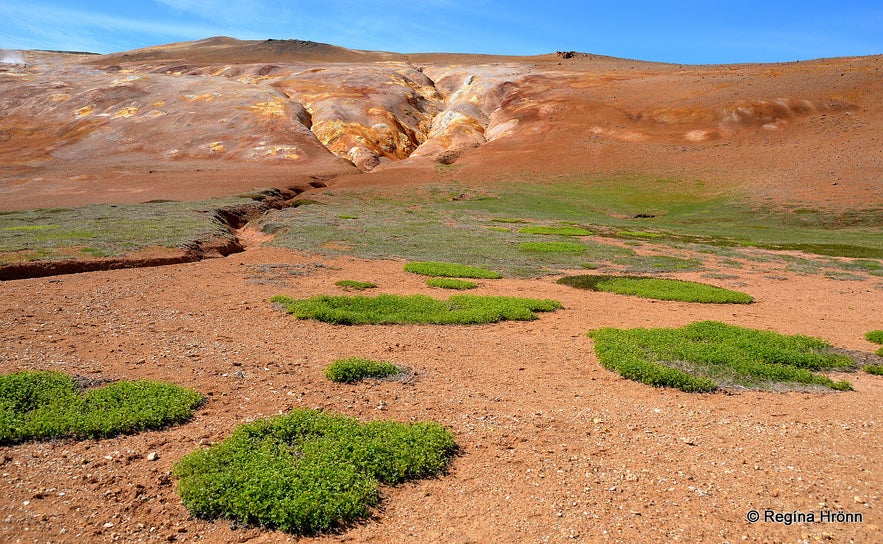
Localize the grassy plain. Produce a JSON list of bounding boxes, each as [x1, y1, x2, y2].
[[260, 178, 882, 278]]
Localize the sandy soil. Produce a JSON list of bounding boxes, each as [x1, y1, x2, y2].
[[1, 247, 881, 543]]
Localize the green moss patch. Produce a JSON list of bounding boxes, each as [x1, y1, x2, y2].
[[0, 371, 203, 444], [174, 409, 456, 534], [865, 364, 883, 376], [491, 217, 528, 223], [403, 261, 501, 279], [616, 230, 665, 239], [326, 358, 402, 383], [518, 226, 592, 236], [519, 241, 585, 253], [588, 321, 853, 392], [426, 278, 478, 290], [271, 294, 561, 325], [611, 255, 702, 272], [557, 275, 753, 303]]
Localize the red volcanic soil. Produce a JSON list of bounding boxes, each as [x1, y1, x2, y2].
[[1, 250, 881, 543], [1, 38, 882, 543]]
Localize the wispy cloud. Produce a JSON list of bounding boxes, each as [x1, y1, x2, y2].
[[0, 2, 232, 52], [153, 0, 295, 25]]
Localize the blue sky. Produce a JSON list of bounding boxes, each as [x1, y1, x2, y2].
[[1, 1, 881, 64]]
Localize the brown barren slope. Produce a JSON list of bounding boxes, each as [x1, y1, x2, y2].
[[1, 38, 881, 544], [1, 38, 880, 210]]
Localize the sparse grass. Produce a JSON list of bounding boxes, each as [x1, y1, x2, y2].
[[258, 178, 882, 277], [174, 409, 456, 534], [0, 197, 252, 264], [824, 271, 866, 281], [754, 243, 883, 259], [702, 272, 740, 280], [588, 321, 853, 392], [426, 278, 478, 290], [518, 226, 592, 236], [616, 230, 665, 239], [271, 293, 561, 325], [80, 247, 112, 257], [325, 357, 401, 383], [865, 365, 883, 376], [612, 255, 702, 273], [782, 255, 825, 275], [334, 280, 377, 291], [557, 275, 753, 303], [0, 371, 203, 444], [452, 180, 883, 258], [403, 261, 502, 279], [833, 259, 882, 273], [519, 241, 586, 253]]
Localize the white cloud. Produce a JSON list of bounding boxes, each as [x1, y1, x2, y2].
[[0, 2, 235, 52]]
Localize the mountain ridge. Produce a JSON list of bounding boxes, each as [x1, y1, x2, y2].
[[0, 37, 880, 211]]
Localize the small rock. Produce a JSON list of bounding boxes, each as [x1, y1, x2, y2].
[[147, 452, 159, 461]]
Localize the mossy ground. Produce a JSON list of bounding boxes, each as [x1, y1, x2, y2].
[[557, 275, 752, 303], [588, 321, 854, 392], [325, 357, 402, 383], [258, 179, 881, 278], [271, 293, 561, 325], [0, 371, 203, 444], [174, 409, 456, 534]]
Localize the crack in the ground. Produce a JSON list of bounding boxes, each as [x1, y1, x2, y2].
[[0, 180, 330, 281]]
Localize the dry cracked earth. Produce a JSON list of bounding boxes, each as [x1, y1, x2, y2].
[[1, 38, 882, 543]]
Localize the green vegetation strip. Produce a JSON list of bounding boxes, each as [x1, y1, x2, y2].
[[403, 261, 502, 278], [866, 330, 883, 357], [174, 409, 456, 534], [588, 321, 853, 392], [519, 241, 586, 253], [271, 294, 561, 325], [326, 357, 401, 383], [518, 226, 592, 236], [557, 275, 753, 303], [866, 365, 883, 376], [0, 197, 251, 264], [253, 179, 881, 277], [426, 278, 478, 290], [0, 371, 203, 444]]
